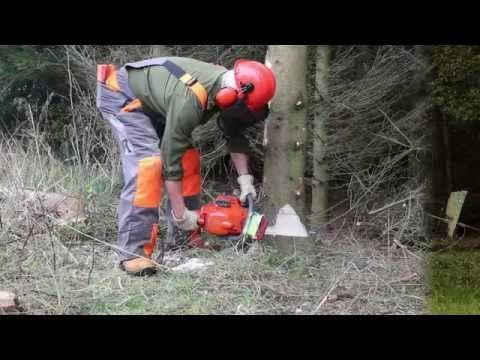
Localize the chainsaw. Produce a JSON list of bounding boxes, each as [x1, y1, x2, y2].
[[197, 194, 268, 243]]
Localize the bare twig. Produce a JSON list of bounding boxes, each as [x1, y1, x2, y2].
[[87, 243, 95, 285], [313, 263, 353, 313], [425, 213, 480, 233]]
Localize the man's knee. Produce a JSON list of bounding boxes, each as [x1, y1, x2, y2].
[[133, 155, 163, 209]]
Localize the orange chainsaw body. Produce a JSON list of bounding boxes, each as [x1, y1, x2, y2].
[[198, 195, 248, 236]]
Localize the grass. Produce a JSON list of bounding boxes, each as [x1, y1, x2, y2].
[[427, 249, 480, 314], [0, 125, 316, 315], [85, 272, 217, 315]]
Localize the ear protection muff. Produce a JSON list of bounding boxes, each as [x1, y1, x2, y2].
[[215, 82, 255, 109], [215, 87, 238, 109]]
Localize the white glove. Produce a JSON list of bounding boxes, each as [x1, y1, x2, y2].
[[237, 174, 257, 203], [171, 208, 199, 231]]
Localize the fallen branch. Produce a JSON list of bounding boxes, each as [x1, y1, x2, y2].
[[425, 213, 480, 233], [368, 194, 423, 215], [312, 263, 353, 313]]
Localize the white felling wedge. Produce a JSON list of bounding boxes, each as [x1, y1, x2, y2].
[[265, 204, 309, 237]]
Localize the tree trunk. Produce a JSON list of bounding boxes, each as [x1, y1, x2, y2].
[[413, 45, 436, 241], [441, 112, 453, 194], [311, 45, 330, 226], [263, 45, 313, 256]]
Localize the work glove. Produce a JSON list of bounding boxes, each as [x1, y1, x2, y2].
[[171, 208, 200, 231], [237, 174, 257, 203]]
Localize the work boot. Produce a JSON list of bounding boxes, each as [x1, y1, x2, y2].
[[120, 257, 157, 277]]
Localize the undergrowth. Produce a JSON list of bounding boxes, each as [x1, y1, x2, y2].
[[427, 250, 480, 314]]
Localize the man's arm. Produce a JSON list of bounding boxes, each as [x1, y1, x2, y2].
[[165, 180, 185, 218], [166, 179, 198, 230], [162, 99, 202, 229], [231, 152, 250, 176], [231, 152, 257, 202]]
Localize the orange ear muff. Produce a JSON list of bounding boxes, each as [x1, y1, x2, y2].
[[215, 87, 238, 109]]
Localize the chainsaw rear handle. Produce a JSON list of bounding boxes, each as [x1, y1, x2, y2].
[[246, 194, 254, 215]]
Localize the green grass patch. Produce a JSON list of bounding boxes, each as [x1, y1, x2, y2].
[[86, 272, 216, 315], [427, 250, 480, 314]]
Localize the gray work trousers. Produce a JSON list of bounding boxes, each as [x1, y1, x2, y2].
[[96, 66, 200, 261]]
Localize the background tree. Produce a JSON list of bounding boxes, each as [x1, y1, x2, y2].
[[0, 46, 67, 135], [311, 45, 330, 226], [426, 45, 480, 229]]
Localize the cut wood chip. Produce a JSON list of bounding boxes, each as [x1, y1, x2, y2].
[[171, 258, 213, 273]]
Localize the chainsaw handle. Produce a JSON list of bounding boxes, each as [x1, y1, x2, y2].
[[246, 194, 254, 215], [196, 210, 205, 226]]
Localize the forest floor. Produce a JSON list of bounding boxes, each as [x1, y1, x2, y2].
[[426, 241, 480, 315], [1, 222, 425, 315], [0, 138, 425, 315]]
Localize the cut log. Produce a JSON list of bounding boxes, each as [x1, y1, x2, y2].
[[0, 291, 18, 313], [0, 188, 86, 225]]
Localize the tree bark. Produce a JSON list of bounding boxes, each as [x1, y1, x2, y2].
[[413, 45, 436, 241], [263, 45, 313, 256], [311, 45, 330, 226], [441, 112, 453, 194]]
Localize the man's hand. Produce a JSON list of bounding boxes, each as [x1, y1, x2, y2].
[[171, 208, 199, 231], [165, 180, 199, 231], [231, 153, 256, 202], [237, 174, 257, 203]]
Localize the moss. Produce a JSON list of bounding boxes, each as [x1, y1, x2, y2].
[[426, 250, 480, 314]]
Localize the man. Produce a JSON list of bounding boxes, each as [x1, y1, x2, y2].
[[96, 56, 276, 276]]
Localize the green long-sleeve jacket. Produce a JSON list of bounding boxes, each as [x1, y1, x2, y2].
[[127, 57, 250, 181]]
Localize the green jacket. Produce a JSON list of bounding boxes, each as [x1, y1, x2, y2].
[[127, 57, 250, 181]]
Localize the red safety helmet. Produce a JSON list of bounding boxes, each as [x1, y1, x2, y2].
[[215, 59, 276, 111]]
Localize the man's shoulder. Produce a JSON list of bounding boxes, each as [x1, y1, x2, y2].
[[167, 57, 227, 71]]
